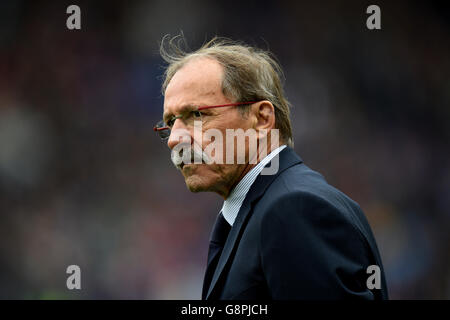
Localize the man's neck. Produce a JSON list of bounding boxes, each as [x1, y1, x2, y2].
[[224, 163, 255, 200], [221, 143, 282, 200]]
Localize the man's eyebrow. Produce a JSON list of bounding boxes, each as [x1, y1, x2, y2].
[[163, 104, 200, 123]]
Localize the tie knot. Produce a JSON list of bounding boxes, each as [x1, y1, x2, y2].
[[210, 213, 231, 245]]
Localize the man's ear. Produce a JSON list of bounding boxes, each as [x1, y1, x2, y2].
[[252, 101, 276, 136]]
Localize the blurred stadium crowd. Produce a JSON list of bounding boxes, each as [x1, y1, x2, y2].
[[0, 0, 449, 299]]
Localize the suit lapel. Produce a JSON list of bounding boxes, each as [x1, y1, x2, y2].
[[206, 147, 302, 299]]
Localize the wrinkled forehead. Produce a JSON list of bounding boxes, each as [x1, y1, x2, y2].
[[163, 57, 225, 115]]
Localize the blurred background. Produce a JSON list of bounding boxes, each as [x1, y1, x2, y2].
[[0, 0, 449, 299]]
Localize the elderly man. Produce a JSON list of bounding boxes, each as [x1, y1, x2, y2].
[[154, 37, 388, 300]]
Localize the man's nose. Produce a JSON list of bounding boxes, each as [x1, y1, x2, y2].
[[167, 118, 193, 150]]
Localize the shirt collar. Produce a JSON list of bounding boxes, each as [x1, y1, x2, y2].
[[221, 145, 287, 226]]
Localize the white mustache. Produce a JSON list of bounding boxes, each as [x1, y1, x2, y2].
[[171, 143, 211, 170]]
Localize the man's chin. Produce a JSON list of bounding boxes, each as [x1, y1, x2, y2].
[[180, 164, 211, 192]]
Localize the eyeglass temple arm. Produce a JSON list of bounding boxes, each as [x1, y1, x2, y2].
[[197, 101, 258, 110]]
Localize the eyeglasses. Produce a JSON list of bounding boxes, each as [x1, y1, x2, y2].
[[153, 101, 259, 141]]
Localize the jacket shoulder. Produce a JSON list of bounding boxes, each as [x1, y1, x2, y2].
[[254, 162, 378, 254], [248, 163, 388, 299]]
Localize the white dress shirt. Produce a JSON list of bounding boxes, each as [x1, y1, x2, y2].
[[220, 145, 287, 226]]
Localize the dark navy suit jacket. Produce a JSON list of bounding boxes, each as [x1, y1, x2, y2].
[[203, 147, 388, 300]]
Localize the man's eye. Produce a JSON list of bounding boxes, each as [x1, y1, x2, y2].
[[167, 119, 175, 127], [193, 111, 202, 118]]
